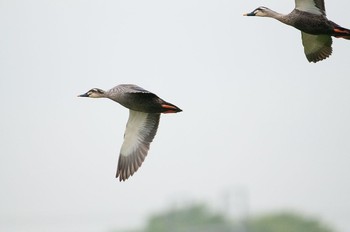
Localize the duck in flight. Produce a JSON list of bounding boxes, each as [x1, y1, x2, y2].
[[244, 0, 350, 63], [78, 84, 182, 181]]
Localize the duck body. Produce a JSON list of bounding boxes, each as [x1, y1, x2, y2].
[[288, 9, 350, 37], [106, 84, 181, 114], [78, 84, 181, 181], [289, 10, 334, 34]]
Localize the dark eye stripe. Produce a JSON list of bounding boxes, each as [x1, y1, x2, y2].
[[91, 88, 103, 94]]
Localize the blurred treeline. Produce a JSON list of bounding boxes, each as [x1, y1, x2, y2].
[[115, 203, 334, 232]]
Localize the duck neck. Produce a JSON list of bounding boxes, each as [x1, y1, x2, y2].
[[265, 9, 292, 26]]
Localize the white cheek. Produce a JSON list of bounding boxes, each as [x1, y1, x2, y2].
[[256, 12, 266, 17]]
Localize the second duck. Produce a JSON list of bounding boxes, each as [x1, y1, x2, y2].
[[244, 0, 350, 63]]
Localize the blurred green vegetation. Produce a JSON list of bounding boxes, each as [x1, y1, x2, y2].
[[116, 203, 334, 232], [248, 212, 333, 232]]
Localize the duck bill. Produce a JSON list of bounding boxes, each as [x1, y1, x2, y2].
[[243, 11, 256, 16], [78, 92, 89, 97]]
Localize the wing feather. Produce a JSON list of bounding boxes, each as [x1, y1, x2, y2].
[[301, 32, 332, 63], [116, 110, 160, 181], [295, 0, 325, 15]]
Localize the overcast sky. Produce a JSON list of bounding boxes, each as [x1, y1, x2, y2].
[[1, 0, 350, 231]]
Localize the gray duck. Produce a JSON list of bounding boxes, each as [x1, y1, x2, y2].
[[78, 84, 182, 181]]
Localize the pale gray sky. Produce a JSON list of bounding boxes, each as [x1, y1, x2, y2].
[[1, 0, 350, 231]]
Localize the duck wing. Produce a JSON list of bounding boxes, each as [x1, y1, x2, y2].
[[116, 110, 160, 181], [301, 32, 332, 62], [295, 0, 325, 15]]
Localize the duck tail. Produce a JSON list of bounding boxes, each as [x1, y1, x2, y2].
[[333, 26, 350, 40], [161, 102, 182, 114]]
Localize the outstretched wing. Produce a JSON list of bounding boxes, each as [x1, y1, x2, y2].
[[116, 110, 160, 181], [301, 32, 332, 63], [295, 0, 325, 15]]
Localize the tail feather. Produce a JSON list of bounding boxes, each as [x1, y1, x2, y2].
[[160, 102, 182, 113], [333, 26, 350, 39]]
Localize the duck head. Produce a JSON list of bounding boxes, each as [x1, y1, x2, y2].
[[78, 88, 106, 98], [244, 7, 271, 17]]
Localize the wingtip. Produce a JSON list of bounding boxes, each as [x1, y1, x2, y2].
[[116, 172, 127, 182], [116, 149, 148, 182], [116, 167, 129, 182], [306, 47, 332, 63]]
